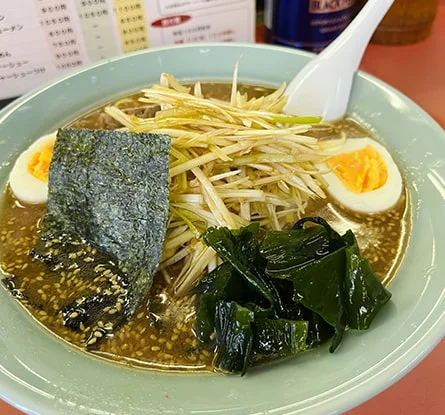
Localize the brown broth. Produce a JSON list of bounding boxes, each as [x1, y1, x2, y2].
[[0, 83, 410, 372]]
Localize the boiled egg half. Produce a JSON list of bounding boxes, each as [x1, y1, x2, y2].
[[319, 137, 403, 213], [9, 131, 57, 204]]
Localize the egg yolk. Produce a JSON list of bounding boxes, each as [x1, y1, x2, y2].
[[27, 141, 55, 182], [326, 145, 388, 193]]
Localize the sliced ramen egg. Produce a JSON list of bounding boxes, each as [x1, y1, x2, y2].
[[319, 137, 403, 213], [9, 132, 57, 204]]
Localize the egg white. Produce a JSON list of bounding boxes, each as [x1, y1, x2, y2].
[[319, 137, 403, 213], [9, 132, 57, 205]]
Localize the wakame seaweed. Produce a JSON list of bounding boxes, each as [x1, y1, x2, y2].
[[213, 301, 254, 375], [196, 217, 391, 375], [201, 224, 275, 307], [31, 128, 171, 345]]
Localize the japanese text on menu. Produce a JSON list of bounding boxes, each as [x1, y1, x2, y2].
[[0, 0, 254, 99]]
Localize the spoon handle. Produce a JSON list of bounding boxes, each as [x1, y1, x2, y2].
[[320, 0, 395, 72], [284, 0, 395, 121]]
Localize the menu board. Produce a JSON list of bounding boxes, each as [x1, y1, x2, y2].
[[0, 0, 255, 99]]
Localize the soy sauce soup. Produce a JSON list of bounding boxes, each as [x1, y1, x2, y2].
[[0, 83, 410, 371]]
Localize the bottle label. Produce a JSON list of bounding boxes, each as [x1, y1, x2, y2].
[[268, 0, 357, 52], [309, 0, 356, 14]]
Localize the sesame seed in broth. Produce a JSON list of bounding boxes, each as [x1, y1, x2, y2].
[[0, 182, 410, 372], [0, 83, 410, 372], [0, 188, 212, 372]]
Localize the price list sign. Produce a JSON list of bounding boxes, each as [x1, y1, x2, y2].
[[0, 0, 255, 99]]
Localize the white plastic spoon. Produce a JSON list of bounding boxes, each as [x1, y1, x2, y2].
[[284, 0, 394, 121]]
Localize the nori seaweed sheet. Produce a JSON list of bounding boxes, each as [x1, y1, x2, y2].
[[32, 128, 171, 344]]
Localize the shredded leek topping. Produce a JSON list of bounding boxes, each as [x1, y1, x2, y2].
[[104, 68, 336, 296]]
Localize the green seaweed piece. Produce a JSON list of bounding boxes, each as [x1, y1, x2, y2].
[[195, 217, 392, 374], [304, 312, 335, 348], [194, 263, 244, 343], [283, 249, 346, 329], [342, 230, 392, 330], [201, 224, 275, 307], [33, 128, 171, 342], [260, 217, 344, 274], [213, 301, 254, 375], [253, 318, 308, 356]]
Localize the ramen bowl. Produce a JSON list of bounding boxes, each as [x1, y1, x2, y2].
[[0, 43, 444, 415]]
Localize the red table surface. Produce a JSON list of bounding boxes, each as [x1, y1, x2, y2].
[[1, 3, 445, 415]]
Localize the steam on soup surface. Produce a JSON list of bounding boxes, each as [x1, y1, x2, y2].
[[0, 81, 410, 373]]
